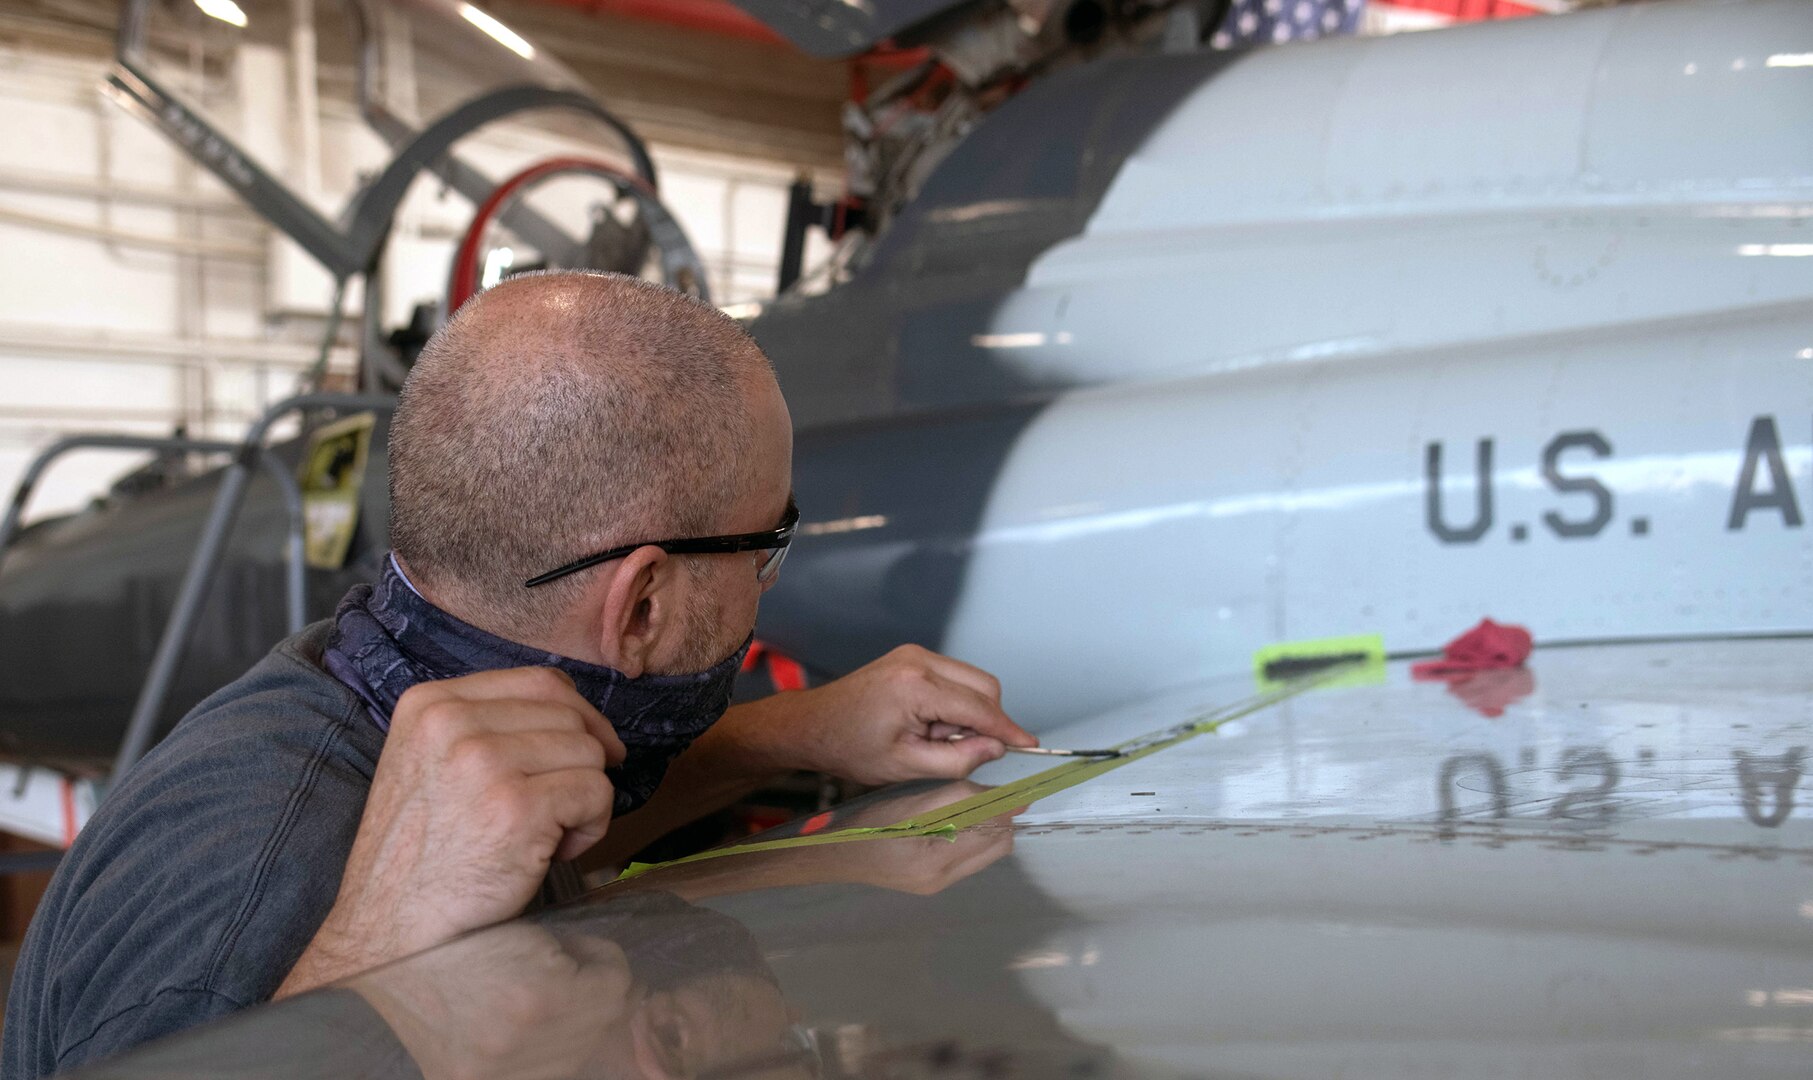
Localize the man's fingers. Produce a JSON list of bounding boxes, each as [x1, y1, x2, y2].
[[413, 700, 626, 768], [901, 732, 1006, 779], [407, 668, 627, 766], [525, 768, 615, 861], [540, 696, 625, 768], [586, 717, 628, 768], [921, 674, 1037, 749], [400, 670, 627, 764], [460, 730, 609, 777], [913, 650, 1003, 703], [926, 721, 968, 741], [422, 700, 592, 738], [420, 666, 580, 703]]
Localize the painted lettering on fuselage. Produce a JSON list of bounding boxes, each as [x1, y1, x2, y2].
[[1425, 416, 1808, 544]]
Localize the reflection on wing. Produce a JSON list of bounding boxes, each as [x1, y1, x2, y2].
[[62, 637, 1813, 1080]]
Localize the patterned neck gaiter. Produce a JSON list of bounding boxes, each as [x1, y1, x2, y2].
[[323, 556, 750, 815]]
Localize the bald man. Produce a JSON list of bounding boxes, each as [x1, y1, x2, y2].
[[4, 273, 1034, 1079]]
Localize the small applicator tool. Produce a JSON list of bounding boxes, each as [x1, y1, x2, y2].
[[1005, 745, 1121, 758]]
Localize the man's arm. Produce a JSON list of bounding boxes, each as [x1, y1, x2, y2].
[[585, 645, 1036, 868], [277, 668, 624, 999]]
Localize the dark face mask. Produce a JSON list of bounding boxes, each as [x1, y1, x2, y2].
[[323, 557, 751, 815]]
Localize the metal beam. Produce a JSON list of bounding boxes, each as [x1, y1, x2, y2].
[[112, 393, 395, 781]]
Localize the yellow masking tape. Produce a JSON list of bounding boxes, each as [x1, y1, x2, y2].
[[616, 663, 1362, 883], [1252, 633, 1386, 691]]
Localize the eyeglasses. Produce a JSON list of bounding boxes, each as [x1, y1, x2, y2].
[[523, 500, 799, 589]]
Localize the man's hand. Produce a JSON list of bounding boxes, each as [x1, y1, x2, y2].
[[634, 782, 1022, 901], [580, 647, 1032, 869], [277, 668, 626, 998], [351, 922, 634, 1080], [771, 645, 1036, 785]]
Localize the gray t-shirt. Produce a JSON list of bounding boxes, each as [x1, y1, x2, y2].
[[4, 621, 380, 1079]]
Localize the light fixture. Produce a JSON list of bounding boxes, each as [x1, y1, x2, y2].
[[194, 0, 248, 29], [458, 3, 535, 60]]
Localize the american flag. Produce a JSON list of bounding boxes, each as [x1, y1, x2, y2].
[[1210, 0, 1366, 48]]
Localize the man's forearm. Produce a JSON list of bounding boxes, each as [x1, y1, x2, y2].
[[580, 696, 813, 869]]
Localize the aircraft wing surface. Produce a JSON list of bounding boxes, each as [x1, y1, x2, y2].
[[62, 637, 1813, 1079], [730, 0, 969, 57]]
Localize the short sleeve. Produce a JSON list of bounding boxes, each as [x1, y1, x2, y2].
[[53, 989, 422, 1080], [55, 986, 241, 1073]]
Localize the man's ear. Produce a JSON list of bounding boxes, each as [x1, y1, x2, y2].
[[596, 545, 671, 677], [630, 990, 689, 1080]]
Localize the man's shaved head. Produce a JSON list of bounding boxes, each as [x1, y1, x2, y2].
[[389, 272, 776, 640]]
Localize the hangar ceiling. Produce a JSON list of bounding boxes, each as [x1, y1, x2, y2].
[[485, 0, 844, 168], [488, 0, 848, 169], [0, 0, 850, 170]]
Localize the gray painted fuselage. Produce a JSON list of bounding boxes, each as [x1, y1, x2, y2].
[[0, 0, 1809, 756], [756, 0, 1813, 726]]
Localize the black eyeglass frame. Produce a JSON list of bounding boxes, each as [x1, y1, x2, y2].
[[523, 501, 800, 589]]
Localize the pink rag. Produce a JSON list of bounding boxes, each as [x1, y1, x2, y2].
[[1411, 619, 1533, 679]]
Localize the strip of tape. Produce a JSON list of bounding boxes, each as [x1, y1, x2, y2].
[[618, 668, 1345, 882], [1252, 633, 1386, 691]]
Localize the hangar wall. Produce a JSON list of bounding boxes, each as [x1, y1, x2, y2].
[[0, 15, 834, 522]]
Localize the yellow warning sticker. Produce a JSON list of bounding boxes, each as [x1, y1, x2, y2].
[[298, 412, 377, 570]]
